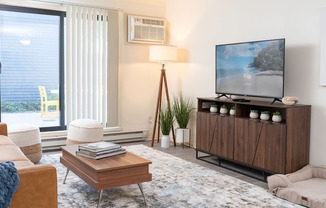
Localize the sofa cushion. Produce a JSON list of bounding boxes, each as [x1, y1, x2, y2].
[[13, 161, 35, 169], [0, 135, 16, 146], [0, 145, 33, 169]]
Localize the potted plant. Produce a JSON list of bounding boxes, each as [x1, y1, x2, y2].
[[229, 106, 236, 116], [159, 107, 174, 148], [173, 94, 195, 145], [220, 105, 228, 114], [210, 104, 218, 113], [249, 110, 259, 119], [272, 111, 282, 122], [260, 111, 270, 121]]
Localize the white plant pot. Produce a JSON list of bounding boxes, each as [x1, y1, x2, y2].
[[210, 106, 218, 113], [260, 113, 270, 121], [229, 109, 235, 116], [220, 107, 228, 114], [249, 111, 259, 119], [176, 128, 190, 143], [161, 135, 170, 148], [272, 115, 282, 122]]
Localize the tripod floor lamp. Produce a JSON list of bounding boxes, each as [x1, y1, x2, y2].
[[149, 45, 177, 147]]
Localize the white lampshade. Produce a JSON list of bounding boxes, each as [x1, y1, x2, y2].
[[149, 45, 177, 63]]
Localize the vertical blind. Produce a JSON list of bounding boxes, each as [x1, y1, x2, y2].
[[65, 5, 109, 126]]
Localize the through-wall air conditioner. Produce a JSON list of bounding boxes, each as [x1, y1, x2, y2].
[[127, 15, 165, 44]]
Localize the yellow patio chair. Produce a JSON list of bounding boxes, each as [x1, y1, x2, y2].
[[38, 86, 59, 118]]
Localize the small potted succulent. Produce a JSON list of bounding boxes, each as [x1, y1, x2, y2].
[[260, 111, 270, 121], [249, 110, 259, 119], [272, 111, 282, 122], [210, 105, 218, 113], [229, 106, 236, 116], [219, 105, 228, 114]]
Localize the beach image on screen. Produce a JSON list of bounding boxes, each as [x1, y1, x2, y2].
[[216, 39, 284, 98]]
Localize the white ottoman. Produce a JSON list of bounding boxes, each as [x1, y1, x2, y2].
[[8, 125, 42, 163], [66, 119, 103, 145]]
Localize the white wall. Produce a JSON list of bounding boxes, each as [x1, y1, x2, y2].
[[165, 0, 326, 165], [117, 0, 165, 134]]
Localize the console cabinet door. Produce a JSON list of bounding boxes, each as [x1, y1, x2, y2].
[[196, 112, 217, 153], [253, 122, 286, 173], [196, 112, 234, 158], [215, 116, 234, 159], [235, 118, 286, 173], [234, 118, 262, 164]]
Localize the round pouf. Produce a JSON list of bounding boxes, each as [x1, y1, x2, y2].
[[66, 119, 103, 145], [8, 125, 42, 163]]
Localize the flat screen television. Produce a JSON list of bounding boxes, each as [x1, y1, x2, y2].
[[215, 38, 285, 101]]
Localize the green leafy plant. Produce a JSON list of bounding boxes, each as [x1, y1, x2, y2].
[[220, 105, 227, 109], [173, 95, 195, 129], [1, 102, 40, 113], [273, 111, 281, 116], [250, 109, 258, 113], [231, 106, 235, 110], [262, 111, 270, 114], [159, 107, 174, 135]]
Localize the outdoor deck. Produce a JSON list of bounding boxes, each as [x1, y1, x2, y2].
[[2, 112, 59, 128]]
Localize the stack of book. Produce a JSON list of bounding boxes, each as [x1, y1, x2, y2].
[[76, 141, 126, 159]]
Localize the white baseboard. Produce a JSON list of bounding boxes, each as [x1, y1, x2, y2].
[[41, 128, 148, 151]]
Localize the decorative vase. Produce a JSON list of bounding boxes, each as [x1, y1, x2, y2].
[[260, 112, 270, 121], [272, 115, 282, 122], [176, 128, 190, 144], [249, 111, 259, 119], [210, 105, 218, 113], [161, 135, 170, 148], [220, 107, 228, 114], [229, 109, 235, 116]]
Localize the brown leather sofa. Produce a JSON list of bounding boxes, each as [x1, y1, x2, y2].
[[0, 123, 57, 208]]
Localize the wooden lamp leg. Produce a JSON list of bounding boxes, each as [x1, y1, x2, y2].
[[162, 71, 176, 147], [151, 69, 164, 147], [151, 66, 176, 147]]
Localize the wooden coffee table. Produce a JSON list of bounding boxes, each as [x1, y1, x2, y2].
[[60, 145, 152, 207]]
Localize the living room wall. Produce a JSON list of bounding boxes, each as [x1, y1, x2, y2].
[[164, 0, 326, 165], [116, 0, 166, 135]]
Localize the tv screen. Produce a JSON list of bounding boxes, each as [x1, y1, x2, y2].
[[215, 38, 285, 99]]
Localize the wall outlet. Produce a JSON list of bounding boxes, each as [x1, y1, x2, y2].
[[148, 116, 154, 127]]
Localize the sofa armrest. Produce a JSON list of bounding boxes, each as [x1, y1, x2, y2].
[[0, 123, 8, 136], [10, 164, 57, 208], [267, 174, 292, 194]]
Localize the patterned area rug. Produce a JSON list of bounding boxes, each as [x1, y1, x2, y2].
[[40, 144, 302, 208]]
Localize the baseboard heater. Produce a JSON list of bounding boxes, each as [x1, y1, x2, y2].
[[41, 128, 148, 151]]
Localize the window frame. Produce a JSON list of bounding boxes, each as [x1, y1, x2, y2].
[[0, 4, 66, 131]]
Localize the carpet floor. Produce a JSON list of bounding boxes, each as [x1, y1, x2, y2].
[[40, 144, 302, 208]]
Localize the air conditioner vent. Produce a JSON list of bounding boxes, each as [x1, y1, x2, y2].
[[142, 18, 164, 26], [128, 15, 165, 44]]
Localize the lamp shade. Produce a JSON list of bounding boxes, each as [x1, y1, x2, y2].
[[149, 45, 177, 63]]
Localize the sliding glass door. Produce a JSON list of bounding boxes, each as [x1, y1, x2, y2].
[[0, 5, 65, 131]]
